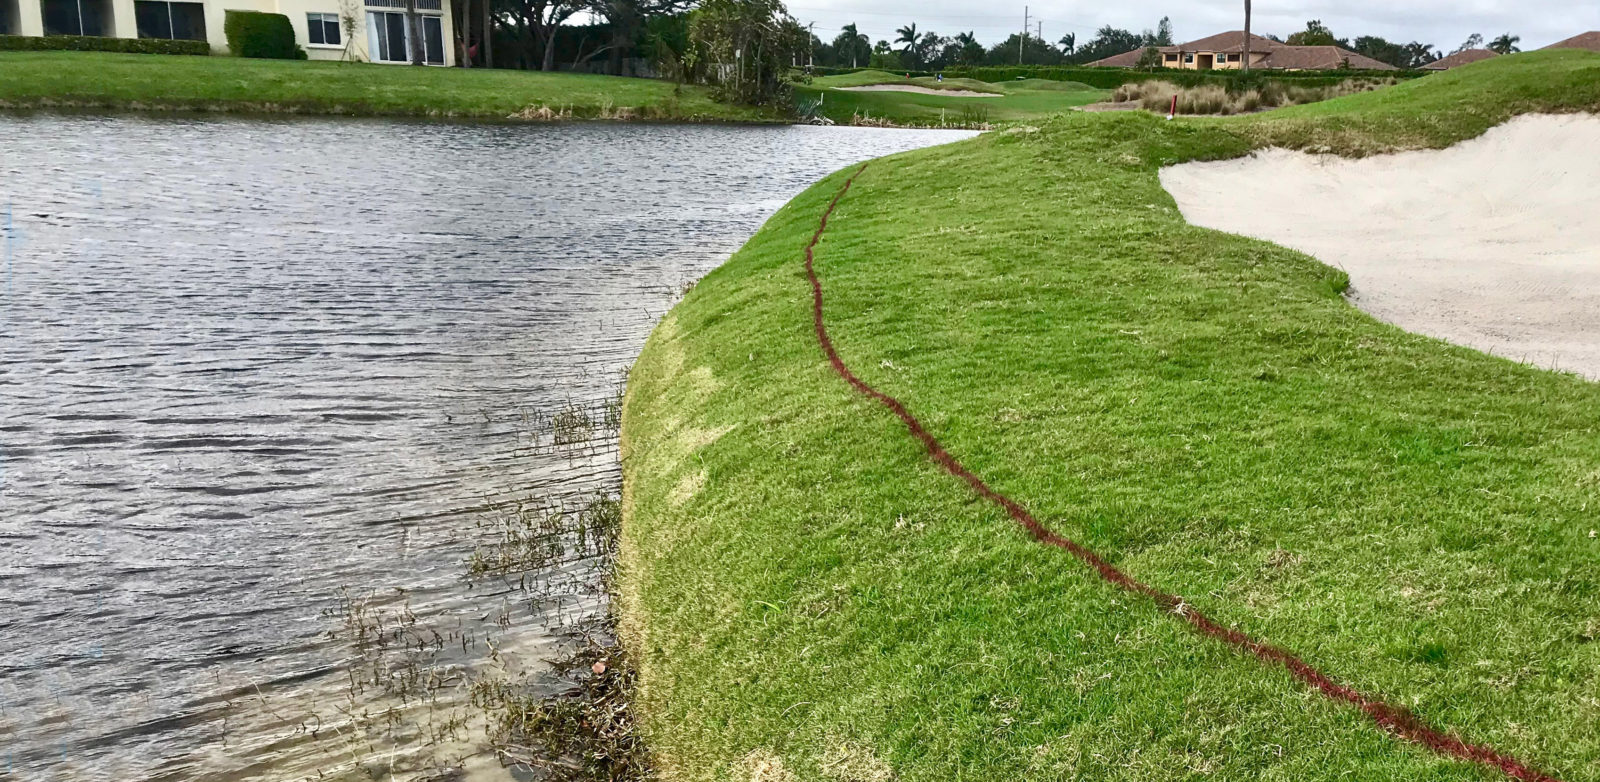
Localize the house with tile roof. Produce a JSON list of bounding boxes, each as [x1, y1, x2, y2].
[[1087, 30, 1397, 71], [1423, 49, 1499, 70], [1542, 31, 1600, 52]]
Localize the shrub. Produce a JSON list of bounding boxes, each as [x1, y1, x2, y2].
[[1111, 77, 1400, 115], [223, 11, 305, 60], [0, 35, 210, 55]]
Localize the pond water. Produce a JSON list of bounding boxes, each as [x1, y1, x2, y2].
[[0, 115, 974, 780]]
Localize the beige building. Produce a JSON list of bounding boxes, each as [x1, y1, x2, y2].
[[2, 0, 455, 64], [1090, 30, 1397, 71]]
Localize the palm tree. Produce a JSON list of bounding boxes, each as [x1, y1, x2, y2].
[[895, 23, 919, 55], [1241, 0, 1252, 72], [954, 31, 982, 66], [837, 23, 868, 67], [1488, 33, 1521, 54], [1058, 32, 1075, 57], [894, 23, 920, 68]]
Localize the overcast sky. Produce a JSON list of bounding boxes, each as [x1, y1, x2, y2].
[[784, 0, 1600, 54]]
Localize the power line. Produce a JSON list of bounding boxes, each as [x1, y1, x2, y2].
[[787, 5, 1099, 32]]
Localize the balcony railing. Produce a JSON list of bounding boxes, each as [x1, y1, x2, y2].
[[364, 0, 442, 11]]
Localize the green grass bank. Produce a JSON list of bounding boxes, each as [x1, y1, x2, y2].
[[619, 49, 1600, 782], [0, 51, 779, 121], [799, 70, 1108, 127]]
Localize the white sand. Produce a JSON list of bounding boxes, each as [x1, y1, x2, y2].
[[1160, 114, 1600, 379], [839, 84, 1000, 97]]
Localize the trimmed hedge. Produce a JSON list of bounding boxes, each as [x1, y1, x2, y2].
[[223, 11, 305, 60], [0, 35, 210, 55]]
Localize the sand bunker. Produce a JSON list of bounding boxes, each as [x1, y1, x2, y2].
[[839, 84, 1000, 97], [1161, 114, 1600, 379]]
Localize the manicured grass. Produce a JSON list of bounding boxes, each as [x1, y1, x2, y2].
[[0, 51, 779, 121], [800, 82, 1106, 127], [619, 49, 1600, 782], [813, 70, 1000, 93], [803, 68, 1107, 126]]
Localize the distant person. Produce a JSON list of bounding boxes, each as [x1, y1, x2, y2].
[[936, 73, 944, 82]]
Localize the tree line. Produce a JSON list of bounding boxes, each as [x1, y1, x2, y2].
[[811, 18, 1525, 72], [815, 18, 1177, 70], [446, 1, 1527, 109], [1279, 19, 1521, 68], [453, 2, 1526, 76]]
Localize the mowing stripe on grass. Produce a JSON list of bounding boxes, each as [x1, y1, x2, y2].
[[803, 163, 1562, 782]]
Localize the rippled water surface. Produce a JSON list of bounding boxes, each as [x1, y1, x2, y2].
[[0, 115, 974, 779]]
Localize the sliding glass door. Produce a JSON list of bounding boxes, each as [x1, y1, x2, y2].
[[134, 0, 205, 40], [366, 10, 443, 64]]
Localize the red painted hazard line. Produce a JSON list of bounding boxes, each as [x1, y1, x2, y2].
[[803, 163, 1562, 782]]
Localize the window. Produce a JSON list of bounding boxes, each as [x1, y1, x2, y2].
[[135, 0, 204, 39], [1164, 53, 1177, 62], [366, 10, 442, 64], [1183, 53, 1193, 63], [307, 11, 340, 46], [41, 0, 111, 36]]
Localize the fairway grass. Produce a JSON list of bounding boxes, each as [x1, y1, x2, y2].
[[802, 70, 1107, 126], [620, 49, 1600, 782], [0, 51, 778, 122]]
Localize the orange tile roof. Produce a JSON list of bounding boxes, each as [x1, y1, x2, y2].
[[1543, 31, 1600, 52], [1422, 49, 1499, 70]]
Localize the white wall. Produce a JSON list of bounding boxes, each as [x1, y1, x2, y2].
[[8, 0, 454, 67]]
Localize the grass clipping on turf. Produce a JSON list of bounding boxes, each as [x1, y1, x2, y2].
[[620, 50, 1600, 782]]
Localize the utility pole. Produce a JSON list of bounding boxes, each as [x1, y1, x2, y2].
[[1019, 5, 1028, 64], [1242, 0, 1252, 72], [1037, 21, 1042, 48]]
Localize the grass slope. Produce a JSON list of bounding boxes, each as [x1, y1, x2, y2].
[[621, 50, 1600, 782], [801, 71, 1107, 126], [0, 51, 777, 121]]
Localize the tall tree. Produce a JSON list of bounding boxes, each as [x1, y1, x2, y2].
[[1488, 33, 1521, 54], [1452, 33, 1484, 53], [985, 32, 1061, 65], [687, 0, 806, 104], [596, 0, 690, 75], [832, 23, 868, 67], [948, 31, 984, 66], [1352, 35, 1407, 67], [511, 0, 588, 71], [1241, 0, 1250, 72], [1073, 25, 1141, 63], [916, 30, 945, 67], [453, 0, 472, 67], [894, 22, 919, 66], [481, 0, 493, 66], [1402, 41, 1440, 67], [1057, 32, 1074, 57], [1144, 16, 1173, 46], [405, 0, 425, 64], [1286, 19, 1339, 47]]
